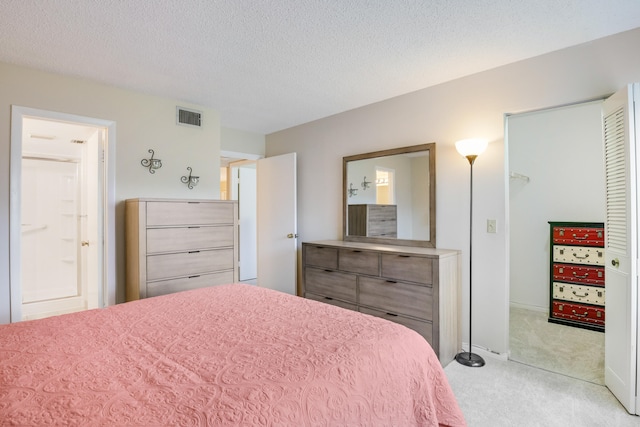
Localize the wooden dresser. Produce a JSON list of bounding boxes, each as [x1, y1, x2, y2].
[[125, 198, 238, 301], [548, 221, 605, 331], [302, 240, 461, 363], [347, 204, 397, 237]]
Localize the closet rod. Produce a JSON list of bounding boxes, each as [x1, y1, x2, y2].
[[22, 155, 79, 163], [509, 171, 530, 182]]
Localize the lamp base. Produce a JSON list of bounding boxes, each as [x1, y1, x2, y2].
[[455, 351, 485, 367]]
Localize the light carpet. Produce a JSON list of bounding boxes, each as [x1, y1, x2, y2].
[[444, 357, 639, 427], [509, 306, 604, 384]]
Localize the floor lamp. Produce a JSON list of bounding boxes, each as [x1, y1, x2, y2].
[[454, 138, 488, 368]]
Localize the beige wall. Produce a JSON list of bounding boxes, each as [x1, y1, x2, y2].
[[0, 63, 221, 321], [266, 28, 640, 355], [221, 127, 265, 157]]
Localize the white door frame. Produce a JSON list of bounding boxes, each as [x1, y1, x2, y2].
[[9, 106, 116, 321]]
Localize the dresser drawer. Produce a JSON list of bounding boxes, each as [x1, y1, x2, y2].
[[553, 226, 604, 246], [359, 306, 432, 343], [553, 282, 605, 306], [146, 201, 235, 226], [305, 292, 358, 311], [304, 245, 338, 269], [147, 248, 234, 281], [381, 254, 432, 284], [553, 245, 604, 266], [359, 276, 432, 320], [338, 249, 379, 275], [147, 226, 234, 253], [551, 301, 605, 326], [304, 267, 357, 302], [146, 270, 234, 298], [552, 263, 604, 286]]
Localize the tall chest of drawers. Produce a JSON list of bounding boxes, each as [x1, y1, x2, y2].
[[548, 221, 605, 332], [347, 204, 397, 237], [126, 198, 238, 301], [302, 240, 461, 363]]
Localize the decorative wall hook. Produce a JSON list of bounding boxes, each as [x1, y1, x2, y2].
[[348, 183, 358, 197], [181, 167, 199, 189], [361, 176, 371, 190], [140, 149, 162, 173]]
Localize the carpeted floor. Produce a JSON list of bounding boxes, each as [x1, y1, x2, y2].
[[444, 357, 638, 427], [509, 306, 604, 384]]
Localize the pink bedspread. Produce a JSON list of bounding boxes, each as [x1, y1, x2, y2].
[[0, 284, 465, 426]]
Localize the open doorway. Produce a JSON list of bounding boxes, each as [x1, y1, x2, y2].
[[506, 100, 606, 384], [9, 107, 116, 322], [220, 151, 261, 284]]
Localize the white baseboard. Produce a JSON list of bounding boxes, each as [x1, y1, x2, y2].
[[509, 301, 548, 314], [458, 342, 509, 361]]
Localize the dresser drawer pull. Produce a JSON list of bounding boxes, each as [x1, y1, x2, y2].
[[187, 202, 201, 204], [386, 280, 397, 284], [572, 291, 589, 298], [324, 297, 334, 301], [572, 272, 589, 279], [386, 312, 398, 317], [398, 255, 411, 258], [351, 250, 362, 253], [188, 226, 201, 229], [188, 250, 201, 254], [188, 275, 201, 279], [571, 310, 589, 317], [572, 233, 589, 240], [324, 269, 334, 273], [572, 253, 589, 260]]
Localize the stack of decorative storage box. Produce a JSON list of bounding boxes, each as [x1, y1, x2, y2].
[[548, 221, 605, 332]]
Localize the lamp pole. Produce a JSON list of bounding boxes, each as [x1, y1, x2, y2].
[[454, 139, 487, 368]]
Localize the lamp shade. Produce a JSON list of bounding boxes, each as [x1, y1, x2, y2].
[[455, 139, 488, 157]]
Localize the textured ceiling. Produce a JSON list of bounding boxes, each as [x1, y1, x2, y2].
[[1, 1, 640, 134]]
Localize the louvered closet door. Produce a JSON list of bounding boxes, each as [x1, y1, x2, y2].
[[603, 83, 639, 415]]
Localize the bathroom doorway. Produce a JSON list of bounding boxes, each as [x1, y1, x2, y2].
[[10, 107, 116, 321]]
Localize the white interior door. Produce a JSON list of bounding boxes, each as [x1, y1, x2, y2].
[[256, 153, 297, 294], [603, 83, 639, 414]]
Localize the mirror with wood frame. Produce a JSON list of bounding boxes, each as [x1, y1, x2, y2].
[[343, 143, 436, 248]]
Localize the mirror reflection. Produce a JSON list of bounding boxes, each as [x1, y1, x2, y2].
[[343, 143, 435, 248]]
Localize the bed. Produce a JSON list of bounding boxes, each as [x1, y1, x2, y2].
[[0, 284, 466, 426]]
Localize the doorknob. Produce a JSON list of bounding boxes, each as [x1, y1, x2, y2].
[[287, 233, 298, 238], [81, 241, 90, 247], [611, 258, 620, 267]]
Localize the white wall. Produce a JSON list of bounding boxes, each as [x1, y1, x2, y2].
[[266, 27, 640, 355], [0, 62, 221, 321], [508, 101, 606, 311]]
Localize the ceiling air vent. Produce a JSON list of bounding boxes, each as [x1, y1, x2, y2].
[[176, 107, 202, 128]]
